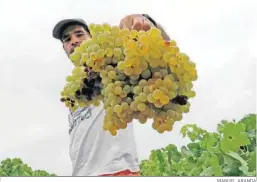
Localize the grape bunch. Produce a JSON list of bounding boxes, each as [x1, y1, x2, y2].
[[60, 66, 103, 112], [60, 23, 198, 135]]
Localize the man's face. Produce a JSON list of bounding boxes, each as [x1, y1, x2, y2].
[[61, 25, 91, 56]]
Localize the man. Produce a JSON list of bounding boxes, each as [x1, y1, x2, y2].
[[52, 14, 170, 176]]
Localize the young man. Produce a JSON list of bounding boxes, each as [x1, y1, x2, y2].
[[52, 14, 170, 176]]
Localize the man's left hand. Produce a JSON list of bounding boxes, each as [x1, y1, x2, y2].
[[119, 14, 155, 31]]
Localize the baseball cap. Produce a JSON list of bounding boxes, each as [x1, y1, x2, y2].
[[52, 18, 90, 40]]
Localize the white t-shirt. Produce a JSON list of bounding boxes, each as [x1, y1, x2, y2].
[[68, 102, 140, 176]]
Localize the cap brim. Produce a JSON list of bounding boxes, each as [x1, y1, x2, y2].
[[52, 19, 87, 40]]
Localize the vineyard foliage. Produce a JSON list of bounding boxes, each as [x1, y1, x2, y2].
[[0, 114, 256, 176], [0, 158, 56, 176], [140, 113, 256, 176]]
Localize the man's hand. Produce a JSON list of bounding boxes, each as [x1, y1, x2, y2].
[[119, 14, 155, 31], [119, 14, 170, 40]]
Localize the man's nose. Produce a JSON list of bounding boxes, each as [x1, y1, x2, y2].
[[71, 35, 80, 46]]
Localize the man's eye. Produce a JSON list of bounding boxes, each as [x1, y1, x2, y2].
[[64, 38, 70, 42], [77, 34, 84, 37]]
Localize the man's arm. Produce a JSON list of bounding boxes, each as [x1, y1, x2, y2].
[[156, 24, 170, 41]]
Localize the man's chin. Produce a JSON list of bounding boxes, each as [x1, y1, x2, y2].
[[68, 49, 74, 56], [68, 44, 81, 56]]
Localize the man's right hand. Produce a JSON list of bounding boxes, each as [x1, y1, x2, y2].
[[119, 14, 155, 31]]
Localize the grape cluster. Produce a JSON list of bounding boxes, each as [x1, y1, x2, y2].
[[60, 66, 103, 112], [60, 23, 198, 135]]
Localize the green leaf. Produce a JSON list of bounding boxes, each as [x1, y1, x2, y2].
[[165, 144, 181, 163], [187, 143, 202, 157], [180, 125, 187, 137], [239, 114, 256, 131], [222, 155, 241, 175], [217, 123, 224, 133], [12, 158, 22, 165], [220, 122, 250, 152], [246, 130, 256, 138], [156, 150, 165, 173], [200, 166, 213, 176], [181, 146, 194, 157], [10, 168, 19, 176], [248, 151, 256, 172], [221, 120, 229, 125], [227, 151, 251, 175]]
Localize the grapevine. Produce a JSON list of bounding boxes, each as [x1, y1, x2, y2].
[[60, 23, 198, 135], [0, 158, 56, 176], [140, 114, 256, 176]]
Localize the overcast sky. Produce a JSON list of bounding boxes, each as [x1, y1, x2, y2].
[[0, 0, 256, 176]]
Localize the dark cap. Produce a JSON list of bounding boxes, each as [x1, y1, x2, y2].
[[52, 18, 90, 40]]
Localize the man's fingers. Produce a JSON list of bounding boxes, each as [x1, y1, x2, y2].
[[132, 17, 153, 31], [120, 14, 154, 31], [132, 17, 143, 31], [119, 17, 133, 30], [143, 20, 152, 31]]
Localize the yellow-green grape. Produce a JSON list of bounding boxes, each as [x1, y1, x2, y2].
[[130, 74, 139, 81], [91, 44, 100, 52], [114, 104, 123, 114], [69, 52, 81, 66], [66, 75, 73, 82], [160, 95, 169, 105], [137, 103, 146, 112], [81, 53, 89, 65], [102, 23, 111, 31], [124, 97, 132, 104], [117, 62, 125, 70], [124, 67, 133, 76], [124, 58, 133, 67], [90, 52, 97, 61], [113, 48, 122, 58], [119, 28, 130, 37], [143, 86, 150, 94], [141, 69, 151, 79], [133, 66, 143, 75], [133, 86, 142, 95], [115, 37, 123, 47], [110, 25, 120, 36], [114, 86, 123, 95], [152, 89, 163, 100], [117, 72, 126, 81], [138, 92, 147, 102], [105, 65, 115, 71], [114, 81, 122, 86], [108, 70, 116, 80], [187, 90, 196, 98], [105, 47, 113, 57], [121, 102, 129, 110], [102, 77, 111, 85], [123, 85, 131, 94], [96, 49, 105, 58], [148, 27, 162, 37], [130, 101, 138, 111]]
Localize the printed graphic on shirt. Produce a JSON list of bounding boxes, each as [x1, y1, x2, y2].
[[68, 107, 92, 134]]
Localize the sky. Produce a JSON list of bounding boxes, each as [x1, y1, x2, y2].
[[0, 0, 256, 176]]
